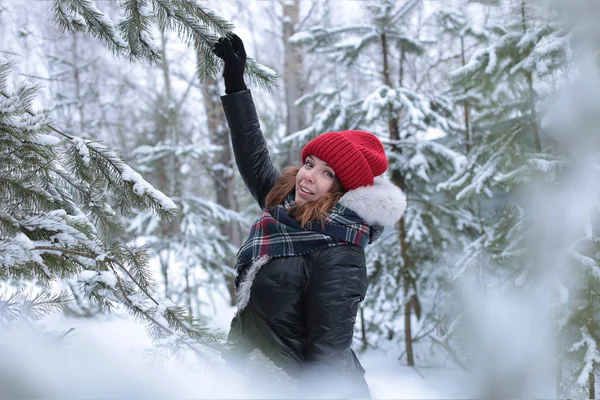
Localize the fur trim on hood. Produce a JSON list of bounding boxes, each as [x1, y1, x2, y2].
[[338, 176, 407, 226]]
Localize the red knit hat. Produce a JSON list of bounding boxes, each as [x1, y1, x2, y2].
[[301, 130, 388, 191]]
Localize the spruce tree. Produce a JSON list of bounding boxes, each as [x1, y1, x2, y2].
[[539, 2, 600, 396], [436, 0, 578, 396], [440, 0, 568, 307], [0, 57, 222, 358], [0, 0, 283, 354], [119, 29, 248, 319]]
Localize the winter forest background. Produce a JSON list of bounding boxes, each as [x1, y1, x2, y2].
[[1, 0, 599, 398]]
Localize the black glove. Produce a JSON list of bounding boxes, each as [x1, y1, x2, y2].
[[212, 34, 247, 94]]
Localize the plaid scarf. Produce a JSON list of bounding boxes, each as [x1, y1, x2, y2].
[[235, 197, 371, 277]]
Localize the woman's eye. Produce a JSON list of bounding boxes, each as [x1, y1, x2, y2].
[[305, 161, 313, 168], [325, 171, 334, 178]]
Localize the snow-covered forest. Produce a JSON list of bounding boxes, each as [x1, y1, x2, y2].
[[1, 0, 598, 398]]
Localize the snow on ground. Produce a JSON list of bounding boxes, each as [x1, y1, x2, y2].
[[0, 312, 474, 399], [1, 313, 252, 398], [360, 349, 471, 399], [1, 283, 562, 399]]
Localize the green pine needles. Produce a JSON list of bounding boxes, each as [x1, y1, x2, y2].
[[0, 57, 224, 358], [51, 0, 277, 90]]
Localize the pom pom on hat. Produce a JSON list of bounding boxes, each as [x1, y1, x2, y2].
[[301, 130, 388, 191]]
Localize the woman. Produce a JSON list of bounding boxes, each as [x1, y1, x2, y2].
[[213, 34, 407, 398]]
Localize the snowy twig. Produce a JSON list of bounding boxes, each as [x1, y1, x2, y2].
[[430, 334, 469, 371], [0, 90, 74, 140], [33, 244, 222, 356]]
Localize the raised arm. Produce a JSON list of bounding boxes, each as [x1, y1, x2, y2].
[[221, 90, 280, 209], [213, 34, 280, 209]]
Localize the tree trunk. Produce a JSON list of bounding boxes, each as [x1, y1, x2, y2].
[[282, 0, 305, 166], [160, 253, 170, 298], [556, 327, 563, 398], [461, 35, 486, 293], [587, 275, 595, 400], [156, 28, 177, 297], [590, 367, 595, 400], [360, 306, 368, 350], [381, 32, 414, 366], [525, 71, 541, 151], [71, 33, 86, 134], [521, 0, 541, 152], [184, 264, 193, 317], [382, 33, 400, 142], [460, 36, 471, 155], [198, 67, 241, 306], [400, 215, 415, 366]]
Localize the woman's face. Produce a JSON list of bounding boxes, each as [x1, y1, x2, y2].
[[295, 155, 336, 204]]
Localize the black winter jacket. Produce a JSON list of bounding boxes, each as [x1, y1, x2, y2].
[[220, 90, 407, 399]]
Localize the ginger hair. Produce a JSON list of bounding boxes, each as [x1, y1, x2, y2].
[[265, 166, 345, 227]]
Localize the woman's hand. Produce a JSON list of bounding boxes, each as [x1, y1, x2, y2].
[[212, 34, 247, 94]]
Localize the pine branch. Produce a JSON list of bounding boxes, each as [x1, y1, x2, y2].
[[53, 0, 129, 56], [0, 179, 57, 220], [105, 256, 225, 357], [25, 244, 225, 357], [117, 0, 161, 62], [67, 139, 178, 217], [171, 0, 233, 36], [154, 0, 218, 66], [0, 89, 178, 221], [52, 1, 87, 34], [0, 291, 70, 327], [0, 292, 20, 326], [20, 291, 72, 321], [50, 0, 277, 90], [430, 333, 469, 371], [390, 0, 422, 26], [0, 57, 224, 361]]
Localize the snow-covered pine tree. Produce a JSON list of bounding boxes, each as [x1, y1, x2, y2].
[[120, 28, 248, 321], [291, 0, 471, 365], [426, 6, 497, 368], [539, 2, 600, 396], [13, 25, 124, 316], [8, 0, 281, 326], [127, 137, 246, 319], [0, 57, 223, 359], [45, 0, 281, 318], [439, 0, 569, 282], [435, 0, 573, 395]]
